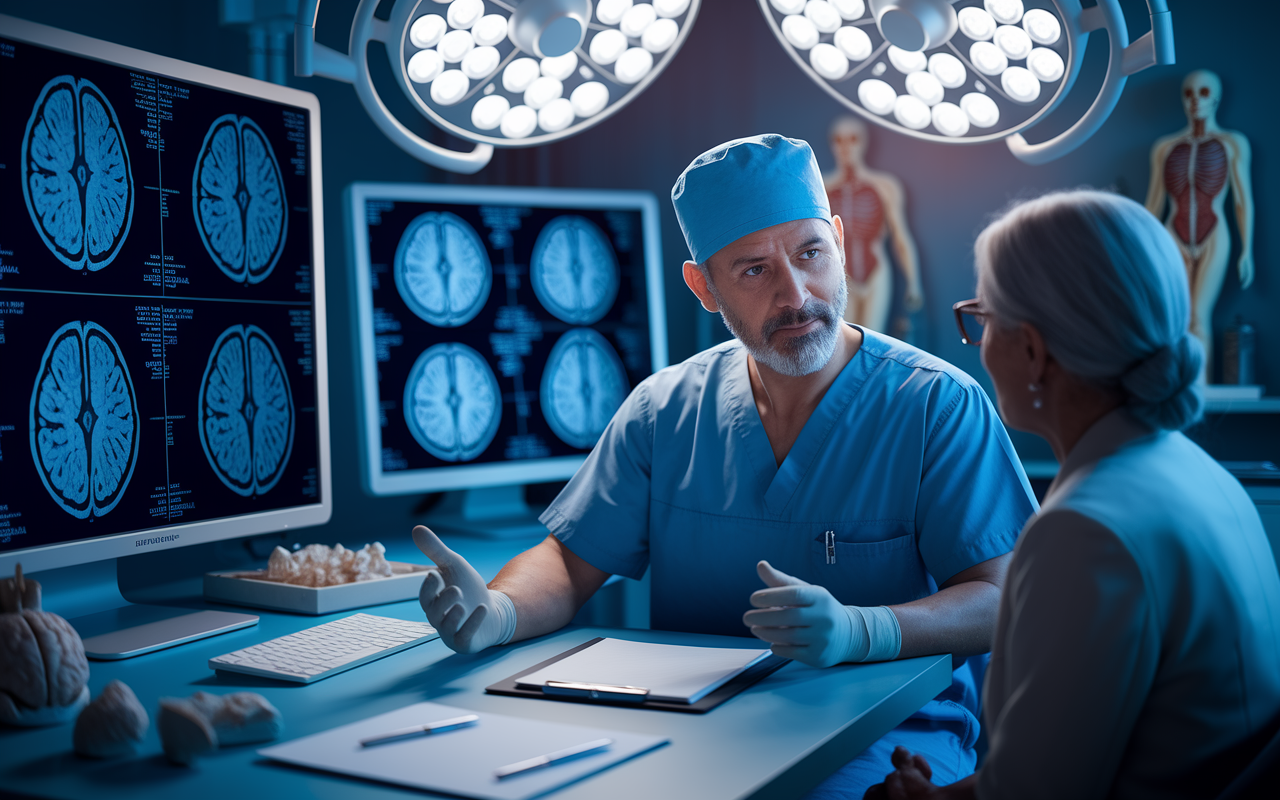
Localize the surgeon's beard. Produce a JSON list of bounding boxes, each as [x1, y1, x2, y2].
[[709, 276, 848, 377]]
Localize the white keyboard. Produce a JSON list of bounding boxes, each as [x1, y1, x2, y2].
[[209, 613, 439, 683]]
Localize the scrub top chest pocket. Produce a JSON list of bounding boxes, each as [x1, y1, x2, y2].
[[809, 525, 933, 608]]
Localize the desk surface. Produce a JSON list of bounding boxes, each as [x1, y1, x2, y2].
[[0, 540, 951, 800]]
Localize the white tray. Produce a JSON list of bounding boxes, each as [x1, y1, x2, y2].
[[203, 561, 435, 615]]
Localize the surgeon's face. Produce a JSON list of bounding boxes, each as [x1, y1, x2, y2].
[[699, 218, 848, 377]]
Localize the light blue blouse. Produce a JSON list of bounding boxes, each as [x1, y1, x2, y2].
[[979, 410, 1280, 799], [541, 327, 1038, 716]]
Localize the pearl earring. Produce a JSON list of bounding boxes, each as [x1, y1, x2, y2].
[[1028, 383, 1043, 410]]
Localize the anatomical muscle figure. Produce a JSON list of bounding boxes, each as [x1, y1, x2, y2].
[[1146, 69, 1254, 381], [825, 116, 923, 333]]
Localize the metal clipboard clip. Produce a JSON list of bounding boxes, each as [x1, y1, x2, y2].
[[541, 680, 651, 703]]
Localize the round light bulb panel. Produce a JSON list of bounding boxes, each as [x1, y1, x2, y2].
[[390, 0, 702, 148], [757, 0, 1077, 145]]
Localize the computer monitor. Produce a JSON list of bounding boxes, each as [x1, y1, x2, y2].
[[346, 183, 667, 537], [0, 16, 331, 654]]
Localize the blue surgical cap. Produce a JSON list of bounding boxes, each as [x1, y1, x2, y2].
[[670, 133, 831, 265]]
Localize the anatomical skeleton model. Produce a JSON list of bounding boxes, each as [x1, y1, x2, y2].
[[1145, 69, 1254, 382], [825, 116, 923, 333]]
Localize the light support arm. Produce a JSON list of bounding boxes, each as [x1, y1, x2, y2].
[[1007, 0, 1173, 164], [1121, 1, 1174, 75], [294, 0, 321, 78]]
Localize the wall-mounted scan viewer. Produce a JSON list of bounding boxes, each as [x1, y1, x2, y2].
[[758, 0, 1175, 163], [295, 0, 701, 173]]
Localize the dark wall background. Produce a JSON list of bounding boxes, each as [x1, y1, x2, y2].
[[1, 0, 1274, 576]]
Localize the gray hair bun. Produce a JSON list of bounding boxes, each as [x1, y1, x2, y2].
[[1121, 332, 1204, 430]]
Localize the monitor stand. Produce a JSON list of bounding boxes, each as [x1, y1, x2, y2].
[[35, 559, 258, 661], [425, 485, 549, 540]]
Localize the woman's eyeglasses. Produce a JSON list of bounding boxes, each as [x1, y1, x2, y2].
[[952, 299, 988, 346]]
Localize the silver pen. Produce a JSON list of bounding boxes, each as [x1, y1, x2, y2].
[[359, 713, 479, 747], [494, 737, 614, 779]]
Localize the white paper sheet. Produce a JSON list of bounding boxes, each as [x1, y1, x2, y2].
[[259, 701, 667, 800], [516, 638, 771, 704]]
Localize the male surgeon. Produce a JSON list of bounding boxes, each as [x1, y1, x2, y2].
[[413, 134, 1037, 797]]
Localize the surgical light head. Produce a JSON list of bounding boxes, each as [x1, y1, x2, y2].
[[671, 134, 831, 265], [758, 0, 1175, 164], [296, 0, 702, 173]]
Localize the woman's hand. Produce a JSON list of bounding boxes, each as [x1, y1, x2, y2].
[[863, 747, 952, 800], [864, 747, 980, 800]]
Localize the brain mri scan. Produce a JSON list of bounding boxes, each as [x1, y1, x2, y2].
[[530, 216, 619, 325], [194, 115, 288, 285], [394, 211, 492, 327], [199, 324, 295, 496], [540, 328, 629, 450], [22, 76, 134, 271], [29, 321, 139, 518], [403, 343, 501, 462]]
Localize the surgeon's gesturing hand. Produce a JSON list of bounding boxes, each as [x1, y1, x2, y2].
[[743, 561, 901, 668], [413, 525, 516, 654]]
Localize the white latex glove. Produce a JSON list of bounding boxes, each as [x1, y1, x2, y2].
[[743, 561, 900, 668], [413, 525, 515, 654]]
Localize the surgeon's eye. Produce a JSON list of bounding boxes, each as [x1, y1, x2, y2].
[[802, 249, 820, 260], [744, 265, 764, 276]]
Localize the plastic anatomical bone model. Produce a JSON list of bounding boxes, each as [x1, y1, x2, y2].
[[825, 116, 923, 334], [74, 680, 149, 758], [158, 690, 283, 765], [1146, 69, 1254, 382]]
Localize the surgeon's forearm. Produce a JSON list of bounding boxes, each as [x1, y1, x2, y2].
[[488, 535, 610, 642], [888, 553, 1009, 667]]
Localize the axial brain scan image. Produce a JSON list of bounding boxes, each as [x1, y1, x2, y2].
[[22, 76, 134, 271], [194, 115, 288, 285], [530, 216, 619, 325], [199, 325, 295, 496], [540, 328, 629, 450], [394, 211, 492, 327], [30, 321, 139, 518], [403, 343, 501, 462]]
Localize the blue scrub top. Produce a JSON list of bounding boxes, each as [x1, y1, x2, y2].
[[541, 327, 1037, 715]]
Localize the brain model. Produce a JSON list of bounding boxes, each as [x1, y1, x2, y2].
[[403, 342, 501, 462], [22, 75, 134, 271], [0, 566, 91, 727], [531, 215, 619, 325], [30, 321, 139, 518], [199, 324, 294, 496], [265, 542, 394, 587], [158, 691, 282, 765], [193, 114, 287, 285], [540, 328, 630, 449], [394, 211, 492, 327]]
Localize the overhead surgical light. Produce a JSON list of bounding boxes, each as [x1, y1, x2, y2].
[[758, 0, 1174, 163], [296, 0, 700, 173]]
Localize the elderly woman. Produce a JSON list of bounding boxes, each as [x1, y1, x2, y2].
[[868, 190, 1280, 799]]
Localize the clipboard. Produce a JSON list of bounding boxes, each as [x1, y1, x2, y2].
[[486, 637, 790, 713]]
